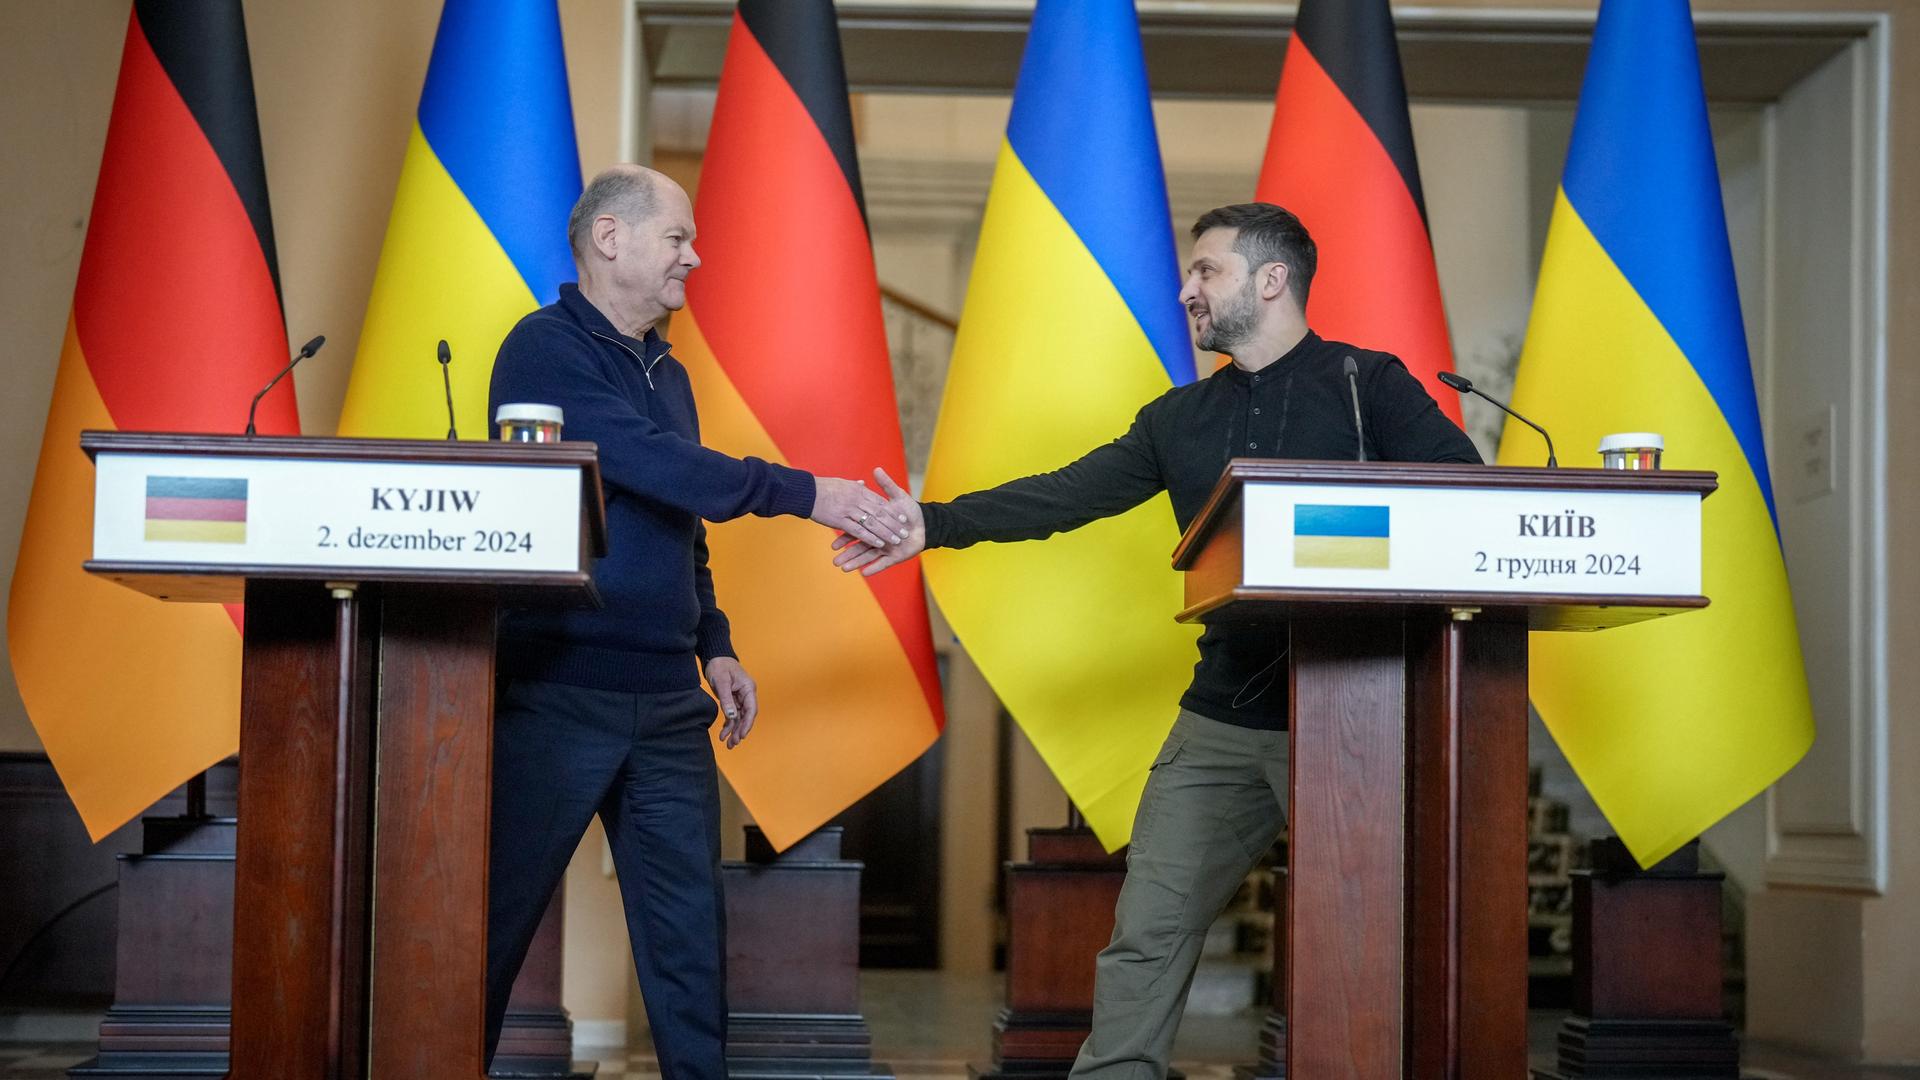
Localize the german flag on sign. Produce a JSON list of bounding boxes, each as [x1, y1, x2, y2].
[[144, 477, 249, 544], [7, 1, 293, 839], [676, 0, 943, 850]]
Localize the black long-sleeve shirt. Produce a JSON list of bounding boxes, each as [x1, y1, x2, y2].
[[921, 330, 1482, 730]]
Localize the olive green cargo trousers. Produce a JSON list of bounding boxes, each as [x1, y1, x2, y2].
[[1069, 709, 1290, 1080]]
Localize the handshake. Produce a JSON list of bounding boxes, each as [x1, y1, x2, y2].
[[809, 468, 924, 577]]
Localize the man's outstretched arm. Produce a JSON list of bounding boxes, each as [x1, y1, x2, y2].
[[833, 410, 1166, 576]]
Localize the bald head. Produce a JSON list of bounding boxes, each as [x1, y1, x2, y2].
[[569, 165, 675, 262], [568, 164, 701, 335]]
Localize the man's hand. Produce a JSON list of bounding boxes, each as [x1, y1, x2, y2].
[[812, 476, 909, 550], [831, 468, 924, 577], [705, 656, 757, 748]]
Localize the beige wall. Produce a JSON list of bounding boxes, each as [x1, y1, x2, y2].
[[0, 1, 124, 753]]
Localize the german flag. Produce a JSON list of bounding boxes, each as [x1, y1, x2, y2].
[[676, 0, 943, 850], [6, 0, 295, 840], [1257, 0, 1461, 423], [144, 477, 250, 544]]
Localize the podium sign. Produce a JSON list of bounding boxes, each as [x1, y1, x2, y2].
[[93, 452, 583, 576], [1173, 460, 1714, 1080], [84, 433, 601, 604], [82, 432, 606, 1080], [1239, 480, 1702, 598], [1179, 460, 1713, 632]]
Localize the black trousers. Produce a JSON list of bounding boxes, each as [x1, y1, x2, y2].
[[483, 677, 726, 1079]]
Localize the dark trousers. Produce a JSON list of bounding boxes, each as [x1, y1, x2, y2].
[[484, 677, 726, 1079]]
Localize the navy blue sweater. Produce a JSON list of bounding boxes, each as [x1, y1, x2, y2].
[[489, 284, 816, 692]]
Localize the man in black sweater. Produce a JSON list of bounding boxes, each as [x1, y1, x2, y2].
[[837, 203, 1480, 1079], [482, 165, 909, 1078]]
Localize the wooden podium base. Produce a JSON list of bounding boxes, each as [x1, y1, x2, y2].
[[490, 887, 597, 1079], [65, 808, 586, 1080], [971, 1016, 1183, 1080], [1167, 461, 1715, 1080], [1535, 1017, 1739, 1078], [75, 436, 610, 1080], [726, 1016, 892, 1080], [723, 827, 890, 1080], [68, 816, 234, 1080], [1532, 840, 1737, 1080], [1291, 615, 1531, 1078], [490, 1010, 596, 1079], [966, 827, 1141, 1080]]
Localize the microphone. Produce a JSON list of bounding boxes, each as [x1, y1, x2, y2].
[[437, 339, 457, 440], [1342, 355, 1367, 462], [1437, 371, 1557, 467], [245, 334, 325, 435]]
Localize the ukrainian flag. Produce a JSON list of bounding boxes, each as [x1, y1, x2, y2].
[[337, 0, 581, 438], [1498, 0, 1813, 866], [922, 0, 1199, 850], [1293, 505, 1390, 570]]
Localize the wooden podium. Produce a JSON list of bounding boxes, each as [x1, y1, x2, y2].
[[83, 432, 606, 1080], [1172, 461, 1714, 1080]]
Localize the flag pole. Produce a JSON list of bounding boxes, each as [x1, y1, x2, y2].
[[185, 770, 208, 819]]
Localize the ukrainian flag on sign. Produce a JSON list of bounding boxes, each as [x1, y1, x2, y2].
[[1294, 504, 1389, 570], [1498, 0, 1813, 866], [922, 0, 1199, 850], [337, 0, 581, 438]]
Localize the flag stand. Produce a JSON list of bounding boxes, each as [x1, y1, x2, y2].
[[489, 884, 595, 1079], [69, 768, 237, 1079], [1531, 839, 1737, 1079], [968, 815, 1147, 1080], [723, 827, 890, 1079], [184, 770, 209, 820]]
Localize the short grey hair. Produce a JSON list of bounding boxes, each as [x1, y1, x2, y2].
[[568, 167, 660, 259]]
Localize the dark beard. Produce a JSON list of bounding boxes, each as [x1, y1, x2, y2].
[[1195, 282, 1259, 353]]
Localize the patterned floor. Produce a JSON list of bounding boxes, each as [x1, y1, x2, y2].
[[5, 971, 1918, 1078]]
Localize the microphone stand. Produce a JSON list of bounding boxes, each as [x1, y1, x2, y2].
[[1438, 371, 1556, 467]]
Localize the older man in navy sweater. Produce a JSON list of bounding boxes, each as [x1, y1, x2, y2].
[[482, 165, 908, 1076]]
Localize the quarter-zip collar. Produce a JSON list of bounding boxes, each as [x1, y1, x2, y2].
[[559, 282, 671, 388]]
